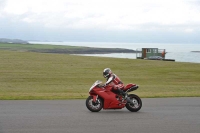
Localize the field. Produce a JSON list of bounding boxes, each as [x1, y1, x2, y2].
[[0, 43, 134, 54], [0, 47, 200, 99]]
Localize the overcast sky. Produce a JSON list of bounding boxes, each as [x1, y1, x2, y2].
[[0, 0, 200, 43]]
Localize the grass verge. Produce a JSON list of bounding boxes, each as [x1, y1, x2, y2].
[[0, 50, 200, 99]]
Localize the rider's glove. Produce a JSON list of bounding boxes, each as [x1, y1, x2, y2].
[[102, 84, 106, 87]]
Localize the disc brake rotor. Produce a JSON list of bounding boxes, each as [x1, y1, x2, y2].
[[89, 99, 100, 109]]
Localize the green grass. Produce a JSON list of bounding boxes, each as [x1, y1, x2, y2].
[[0, 50, 200, 100], [0, 43, 83, 49], [0, 43, 134, 54], [0, 43, 89, 53]]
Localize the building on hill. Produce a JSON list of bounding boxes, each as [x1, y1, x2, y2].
[[136, 48, 166, 59]]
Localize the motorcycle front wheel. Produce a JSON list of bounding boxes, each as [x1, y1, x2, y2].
[[86, 96, 103, 112], [126, 94, 142, 112]]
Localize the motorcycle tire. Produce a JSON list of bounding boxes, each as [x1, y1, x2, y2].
[[125, 94, 142, 112], [86, 96, 103, 112]]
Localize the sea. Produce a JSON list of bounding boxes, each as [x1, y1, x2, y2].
[[29, 41, 200, 63]]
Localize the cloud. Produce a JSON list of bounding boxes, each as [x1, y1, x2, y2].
[[1, 0, 200, 43], [1, 0, 200, 31], [0, 0, 6, 16]]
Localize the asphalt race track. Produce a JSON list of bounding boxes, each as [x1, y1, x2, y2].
[[0, 98, 200, 133]]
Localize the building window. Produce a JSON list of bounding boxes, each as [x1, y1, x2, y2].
[[153, 49, 157, 53], [146, 49, 151, 53]]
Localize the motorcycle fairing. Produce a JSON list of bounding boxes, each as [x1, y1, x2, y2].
[[91, 86, 125, 109]]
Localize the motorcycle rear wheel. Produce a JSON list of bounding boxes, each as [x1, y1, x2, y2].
[[86, 96, 103, 112], [126, 94, 142, 112]]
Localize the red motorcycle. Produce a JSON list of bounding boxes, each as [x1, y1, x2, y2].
[[86, 80, 142, 112]]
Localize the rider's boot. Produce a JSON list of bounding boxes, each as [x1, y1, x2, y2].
[[118, 88, 134, 105], [118, 88, 127, 98]]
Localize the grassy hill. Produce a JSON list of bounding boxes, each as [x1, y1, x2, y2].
[[0, 50, 200, 100], [0, 43, 135, 54]]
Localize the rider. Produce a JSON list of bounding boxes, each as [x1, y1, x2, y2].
[[103, 68, 126, 97]]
